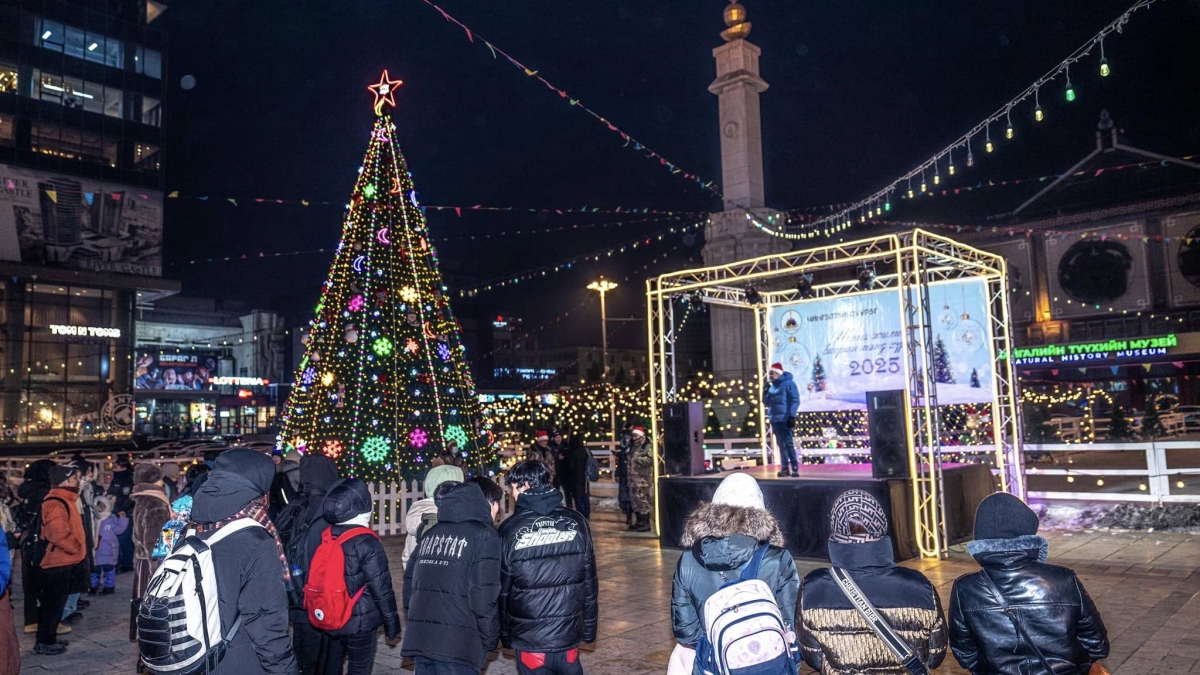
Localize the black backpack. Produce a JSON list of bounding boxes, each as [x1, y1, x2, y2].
[[19, 497, 68, 568], [276, 496, 319, 608]]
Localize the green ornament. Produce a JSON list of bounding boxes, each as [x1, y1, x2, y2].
[[361, 436, 391, 463]]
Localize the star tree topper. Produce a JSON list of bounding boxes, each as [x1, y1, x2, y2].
[[368, 69, 403, 115]]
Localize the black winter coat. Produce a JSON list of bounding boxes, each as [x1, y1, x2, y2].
[[562, 441, 591, 497], [275, 455, 340, 623], [402, 482, 501, 670], [498, 487, 598, 652], [800, 537, 947, 674], [107, 468, 135, 515], [949, 535, 1109, 675], [670, 502, 799, 666], [318, 479, 401, 640]]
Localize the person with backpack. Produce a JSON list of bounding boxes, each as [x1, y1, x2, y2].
[[670, 473, 799, 675], [402, 480, 501, 674], [798, 489, 946, 674], [164, 448, 297, 675], [949, 493, 1109, 675], [130, 463, 172, 642], [309, 478, 400, 675], [275, 454, 341, 675], [34, 464, 87, 655], [498, 460, 597, 675], [15, 458, 53, 633], [401, 465, 463, 570]]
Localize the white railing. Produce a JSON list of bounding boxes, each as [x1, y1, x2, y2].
[[1025, 441, 1200, 504], [367, 475, 516, 536]]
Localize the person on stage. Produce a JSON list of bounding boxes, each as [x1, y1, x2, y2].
[[763, 363, 800, 478]]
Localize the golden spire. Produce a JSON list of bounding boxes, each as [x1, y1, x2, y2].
[[721, 0, 752, 41]]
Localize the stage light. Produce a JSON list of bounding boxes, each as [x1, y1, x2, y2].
[[688, 290, 705, 307], [856, 264, 876, 290], [744, 285, 762, 305], [795, 274, 814, 299]]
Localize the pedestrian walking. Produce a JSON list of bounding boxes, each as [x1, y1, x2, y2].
[[312, 478, 400, 675], [34, 464, 87, 655], [91, 496, 127, 594], [763, 363, 800, 477], [799, 489, 946, 674], [498, 460, 598, 675], [627, 426, 654, 532], [275, 454, 341, 675], [401, 465, 463, 570], [130, 463, 172, 642], [949, 493, 1109, 675], [0, 523, 20, 675], [188, 448, 297, 674], [402, 480, 501, 674], [670, 473, 799, 675], [15, 459, 53, 633]]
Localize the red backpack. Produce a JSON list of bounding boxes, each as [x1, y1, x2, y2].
[[304, 526, 377, 631]]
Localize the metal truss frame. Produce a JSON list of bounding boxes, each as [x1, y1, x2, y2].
[[646, 229, 1024, 558]]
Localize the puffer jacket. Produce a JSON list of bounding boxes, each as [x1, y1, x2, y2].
[[401, 498, 437, 570], [800, 537, 946, 674], [402, 482, 501, 670], [131, 483, 171, 560], [762, 371, 800, 423], [671, 501, 799, 672], [40, 487, 86, 570], [319, 479, 401, 640], [498, 486, 597, 652], [950, 535, 1108, 675]]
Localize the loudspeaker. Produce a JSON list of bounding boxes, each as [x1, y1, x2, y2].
[[663, 401, 705, 476], [867, 390, 910, 479]]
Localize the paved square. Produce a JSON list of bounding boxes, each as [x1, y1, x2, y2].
[[12, 510, 1200, 674]]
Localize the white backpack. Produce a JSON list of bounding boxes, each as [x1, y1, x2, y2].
[[697, 544, 795, 675], [137, 518, 263, 675]]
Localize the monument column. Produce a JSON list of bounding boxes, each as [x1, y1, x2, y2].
[[702, 1, 790, 381]]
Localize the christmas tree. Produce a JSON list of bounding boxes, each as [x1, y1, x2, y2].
[[1107, 404, 1134, 441], [969, 368, 981, 388], [1141, 397, 1166, 440], [276, 71, 499, 481], [810, 356, 827, 392], [933, 336, 955, 384]]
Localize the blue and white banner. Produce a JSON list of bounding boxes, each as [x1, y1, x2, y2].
[[768, 279, 993, 411]]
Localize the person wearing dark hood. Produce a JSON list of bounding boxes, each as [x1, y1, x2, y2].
[[763, 363, 800, 478], [16, 459, 54, 632], [561, 434, 592, 519], [671, 473, 799, 675], [949, 493, 1109, 675], [614, 423, 634, 526], [190, 448, 298, 675], [107, 456, 137, 570], [799, 489, 946, 674], [184, 462, 210, 497], [270, 450, 303, 520], [498, 460, 597, 675], [316, 478, 400, 675], [130, 463, 172, 642], [34, 464, 86, 655], [402, 481, 501, 674], [274, 454, 341, 675]]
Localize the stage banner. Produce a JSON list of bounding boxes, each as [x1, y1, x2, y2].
[[768, 279, 993, 411]]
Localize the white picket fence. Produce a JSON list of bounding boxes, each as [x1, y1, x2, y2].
[[367, 474, 515, 536]]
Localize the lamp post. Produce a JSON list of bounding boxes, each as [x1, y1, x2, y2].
[[587, 278, 619, 440]]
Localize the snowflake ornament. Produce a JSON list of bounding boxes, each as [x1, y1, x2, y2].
[[360, 436, 391, 463], [400, 286, 420, 304]]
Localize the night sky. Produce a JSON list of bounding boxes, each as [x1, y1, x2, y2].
[[158, 0, 1200, 350]]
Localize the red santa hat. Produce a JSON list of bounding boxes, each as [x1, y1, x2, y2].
[[769, 363, 785, 375], [631, 426, 646, 438], [535, 430, 550, 441]]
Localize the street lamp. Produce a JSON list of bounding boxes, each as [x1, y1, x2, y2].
[[587, 278, 618, 439]]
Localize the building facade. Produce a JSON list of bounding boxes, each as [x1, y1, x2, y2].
[[0, 0, 176, 445]]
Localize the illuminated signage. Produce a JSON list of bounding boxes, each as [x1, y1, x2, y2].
[[49, 324, 121, 338], [211, 376, 269, 386], [999, 334, 1178, 366], [493, 367, 557, 379]]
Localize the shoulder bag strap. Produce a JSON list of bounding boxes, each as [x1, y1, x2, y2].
[[978, 570, 1057, 673], [204, 518, 264, 546], [738, 543, 770, 582], [830, 567, 929, 675]]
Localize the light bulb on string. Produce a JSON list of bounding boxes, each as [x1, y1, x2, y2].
[[985, 125, 994, 154], [920, 169, 927, 193], [907, 178, 914, 200], [966, 136, 975, 167], [1099, 37, 1110, 77], [948, 148, 955, 175], [1064, 63, 1076, 101], [1034, 86, 1044, 122], [1005, 107, 1014, 140], [933, 159, 940, 185]]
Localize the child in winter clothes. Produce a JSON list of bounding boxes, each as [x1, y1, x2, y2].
[[91, 497, 127, 594], [317, 478, 401, 675]]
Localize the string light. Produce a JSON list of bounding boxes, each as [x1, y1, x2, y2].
[[1005, 107, 1015, 140], [1065, 63, 1076, 101], [933, 159, 941, 185], [1034, 86, 1045, 122], [967, 136, 975, 167], [985, 125, 995, 154], [1099, 37, 1111, 77], [920, 169, 927, 193]]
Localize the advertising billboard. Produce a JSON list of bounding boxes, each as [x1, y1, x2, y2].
[[0, 163, 163, 276], [768, 279, 994, 411], [135, 351, 219, 391]]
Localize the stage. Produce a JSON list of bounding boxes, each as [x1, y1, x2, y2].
[[657, 463, 996, 561]]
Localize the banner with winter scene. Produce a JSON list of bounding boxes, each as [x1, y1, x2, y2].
[[768, 278, 992, 411]]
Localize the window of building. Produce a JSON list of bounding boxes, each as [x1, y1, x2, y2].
[[36, 19, 125, 69], [141, 96, 162, 126], [0, 62, 17, 95], [134, 47, 163, 79], [31, 69, 124, 119], [0, 114, 13, 148], [31, 121, 119, 167], [134, 143, 161, 172]]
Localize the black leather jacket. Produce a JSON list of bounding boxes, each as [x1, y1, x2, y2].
[[498, 487, 598, 652], [949, 535, 1109, 675]]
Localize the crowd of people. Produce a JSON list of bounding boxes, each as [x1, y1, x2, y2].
[[0, 435, 1110, 675]]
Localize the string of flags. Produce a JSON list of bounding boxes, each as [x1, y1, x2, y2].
[[417, 0, 721, 201], [457, 222, 704, 297]]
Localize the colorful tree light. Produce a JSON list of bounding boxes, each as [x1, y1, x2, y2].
[[409, 427, 429, 448], [323, 439, 344, 459], [361, 436, 391, 463]]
